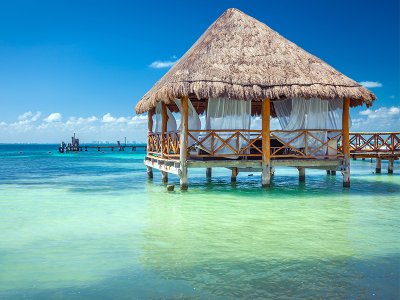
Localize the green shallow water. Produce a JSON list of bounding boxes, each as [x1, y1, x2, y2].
[[0, 145, 399, 299]]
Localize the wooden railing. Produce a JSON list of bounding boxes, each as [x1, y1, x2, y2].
[[349, 132, 400, 154], [148, 129, 344, 159], [147, 132, 180, 158]]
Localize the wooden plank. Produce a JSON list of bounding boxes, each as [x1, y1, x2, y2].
[[144, 159, 180, 175], [186, 159, 342, 168]]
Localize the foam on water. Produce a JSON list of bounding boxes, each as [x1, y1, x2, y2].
[[0, 144, 399, 299]]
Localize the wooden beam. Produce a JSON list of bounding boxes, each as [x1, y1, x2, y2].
[[161, 103, 167, 158], [231, 167, 238, 182], [161, 171, 168, 183], [147, 166, 153, 179], [342, 98, 350, 187], [388, 157, 394, 174], [262, 98, 271, 187], [206, 167, 212, 179], [376, 157, 382, 174], [179, 96, 189, 190], [298, 167, 305, 182], [148, 108, 155, 132]]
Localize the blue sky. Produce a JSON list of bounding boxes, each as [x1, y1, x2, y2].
[[0, 0, 398, 143]]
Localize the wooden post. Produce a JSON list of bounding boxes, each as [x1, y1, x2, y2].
[[261, 99, 271, 187], [376, 157, 382, 174], [147, 108, 154, 179], [206, 168, 212, 179], [148, 108, 154, 132], [161, 103, 167, 158], [388, 157, 394, 174], [179, 96, 189, 190], [331, 170, 336, 175], [298, 167, 305, 182], [342, 98, 350, 187], [231, 167, 238, 182], [161, 171, 168, 183], [326, 170, 331, 175], [147, 166, 153, 179]]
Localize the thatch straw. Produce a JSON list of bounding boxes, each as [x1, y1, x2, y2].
[[136, 8, 376, 114]]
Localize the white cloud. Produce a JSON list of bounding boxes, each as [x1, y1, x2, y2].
[[351, 106, 400, 131], [102, 113, 116, 123], [359, 81, 383, 88], [0, 112, 150, 143], [149, 60, 177, 69], [44, 112, 62, 122], [16, 111, 42, 124]]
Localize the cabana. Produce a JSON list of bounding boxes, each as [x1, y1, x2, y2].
[[135, 8, 376, 189]]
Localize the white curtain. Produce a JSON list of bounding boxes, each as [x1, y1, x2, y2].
[[174, 98, 201, 147], [153, 102, 177, 132], [202, 98, 251, 158], [273, 98, 346, 155]]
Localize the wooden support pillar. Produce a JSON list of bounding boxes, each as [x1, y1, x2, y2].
[[206, 168, 212, 179], [262, 99, 271, 187], [179, 96, 189, 190], [147, 166, 153, 179], [161, 171, 168, 183], [376, 157, 382, 174], [298, 167, 305, 182], [231, 168, 238, 182], [326, 170, 331, 175], [148, 108, 154, 132], [147, 108, 155, 180], [161, 103, 167, 158], [342, 98, 350, 187], [362, 158, 365, 161], [331, 170, 336, 175], [388, 157, 394, 174]]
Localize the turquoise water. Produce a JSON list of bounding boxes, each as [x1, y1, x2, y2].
[[0, 144, 399, 299]]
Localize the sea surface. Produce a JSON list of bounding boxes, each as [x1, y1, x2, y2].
[[0, 144, 399, 299]]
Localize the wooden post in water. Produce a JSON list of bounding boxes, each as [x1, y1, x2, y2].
[[388, 157, 394, 174], [298, 167, 305, 182], [179, 96, 189, 190], [376, 157, 382, 174], [326, 170, 331, 175], [147, 108, 154, 179], [262, 98, 271, 187], [206, 168, 212, 179], [231, 168, 238, 183], [342, 98, 350, 187], [161, 103, 168, 183], [331, 170, 336, 175]]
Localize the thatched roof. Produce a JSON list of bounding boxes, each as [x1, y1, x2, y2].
[[135, 8, 376, 114]]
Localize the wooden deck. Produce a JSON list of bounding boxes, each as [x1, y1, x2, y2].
[[145, 131, 399, 185]]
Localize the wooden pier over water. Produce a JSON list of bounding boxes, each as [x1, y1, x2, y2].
[[349, 132, 399, 174], [145, 129, 399, 187], [59, 144, 147, 153]]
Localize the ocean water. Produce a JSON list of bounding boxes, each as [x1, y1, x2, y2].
[[0, 144, 399, 299]]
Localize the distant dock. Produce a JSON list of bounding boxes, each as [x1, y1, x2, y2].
[[59, 134, 146, 153], [59, 144, 146, 153]]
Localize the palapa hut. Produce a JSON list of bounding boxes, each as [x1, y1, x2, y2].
[[135, 8, 376, 189]]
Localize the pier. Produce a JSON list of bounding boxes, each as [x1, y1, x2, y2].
[[58, 134, 146, 153], [349, 132, 399, 174], [144, 129, 399, 188]]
